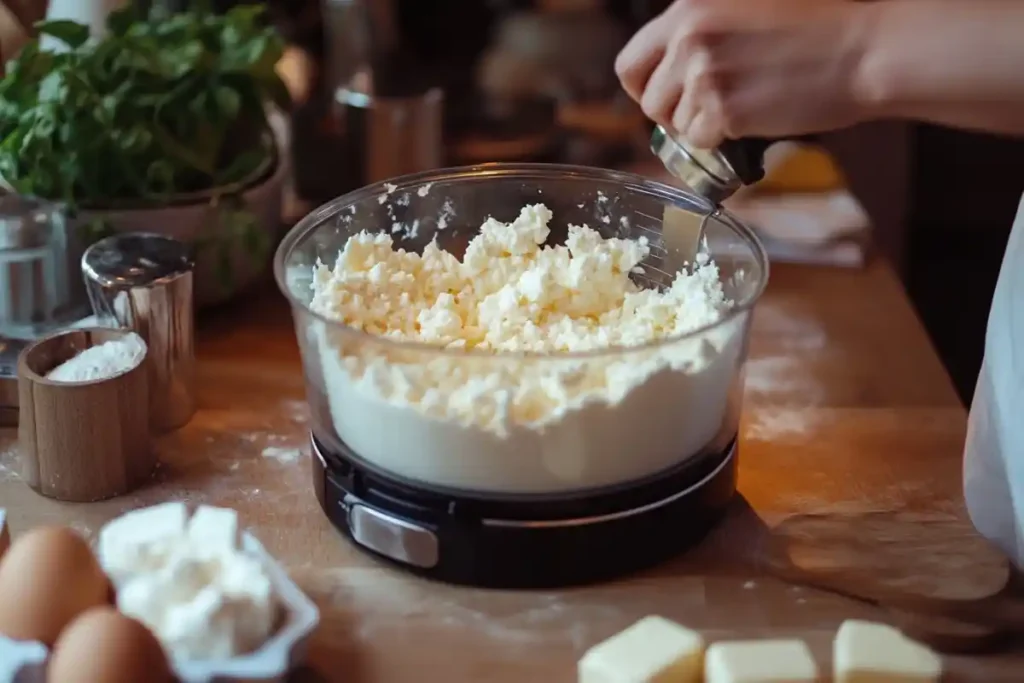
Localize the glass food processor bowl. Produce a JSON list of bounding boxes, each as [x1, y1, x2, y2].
[[274, 164, 768, 497]]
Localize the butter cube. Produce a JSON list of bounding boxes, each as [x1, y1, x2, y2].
[[101, 501, 187, 545], [705, 639, 819, 682], [188, 505, 240, 549], [97, 502, 188, 580], [834, 620, 942, 682], [578, 615, 704, 683]]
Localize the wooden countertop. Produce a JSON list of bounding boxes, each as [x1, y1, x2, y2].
[[0, 260, 1019, 681]]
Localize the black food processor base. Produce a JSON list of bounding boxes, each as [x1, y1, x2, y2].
[[311, 433, 738, 589]]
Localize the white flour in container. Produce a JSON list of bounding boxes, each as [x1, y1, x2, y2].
[[47, 333, 147, 383], [309, 204, 745, 493]]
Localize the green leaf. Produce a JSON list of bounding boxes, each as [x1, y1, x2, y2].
[[35, 20, 91, 49], [146, 159, 176, 194], [216, 147, 264, 185], [242, 218, 270, 261], [0, 5, 280, 209], [189, 0, 214, 16], [164, 40, 204, 76], [214, 86, 241, 121], [37, 71, 65, 102], [116, 125, 153, 154], [151, 122, 215, 176], [106, 6, 138, 37]]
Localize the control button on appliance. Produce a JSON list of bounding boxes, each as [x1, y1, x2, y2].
[[347, 502, 440, 569]]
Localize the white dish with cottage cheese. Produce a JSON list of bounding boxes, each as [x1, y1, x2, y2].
[[307, 203, 746, 494]]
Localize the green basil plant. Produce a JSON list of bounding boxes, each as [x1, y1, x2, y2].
[[0, 2, 292, 289]]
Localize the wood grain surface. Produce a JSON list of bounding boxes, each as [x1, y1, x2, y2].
[[0, 260, 1019, 681], [17, 328, 153, 503]]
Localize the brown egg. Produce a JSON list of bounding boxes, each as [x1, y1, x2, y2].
[[0, 526, 110, 645], [48, 607, 173, 683]]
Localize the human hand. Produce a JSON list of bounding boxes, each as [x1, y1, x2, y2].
[[0, 0, 48, 32], [615, 0, 876, 149], [1, 0, 48, 69]]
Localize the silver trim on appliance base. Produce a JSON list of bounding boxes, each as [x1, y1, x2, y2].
[[482, 442, 736, 528], [315, 434, 736, 570]]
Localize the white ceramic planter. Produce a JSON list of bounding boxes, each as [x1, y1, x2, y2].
[[77, 157, 287, 308], [0, 116, 289, 313]]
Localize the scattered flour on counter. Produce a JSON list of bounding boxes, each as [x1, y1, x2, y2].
[[0, 438, 18, 482], [280, 399, 310, 424], [322, 566, 618, 649], [238, 400, 310, 466], [753, 303, 827, 351], [744, 407, 815, 441], [307, 203, 747, 492], [47, 333, 147, 383], [744, 356, 827, 404], [261, 445, 303, 464]]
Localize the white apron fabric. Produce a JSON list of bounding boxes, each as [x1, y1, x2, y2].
[[964, 193, 1024, 566]]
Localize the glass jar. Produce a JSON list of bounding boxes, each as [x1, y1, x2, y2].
[[0, 195, 88, 341]]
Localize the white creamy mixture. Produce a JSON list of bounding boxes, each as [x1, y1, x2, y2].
[[99, 503, 279, 661], [309, 204, 745, 493], [47, 333, 146, 383]]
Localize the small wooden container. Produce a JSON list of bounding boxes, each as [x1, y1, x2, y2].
[[16, 328, 154, 502]]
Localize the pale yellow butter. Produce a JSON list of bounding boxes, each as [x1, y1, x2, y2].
[[578, 615, 704, 683], [833, 620, 942, 683], [704, 639, 819, 682]]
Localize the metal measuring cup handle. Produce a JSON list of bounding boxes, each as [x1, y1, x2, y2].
[[653, 125, 820, 205], [717, 138, 777, 186], [718, 134, 822, 186]]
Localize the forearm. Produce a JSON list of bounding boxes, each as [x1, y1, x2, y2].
[[853, 0, 1024, 136]]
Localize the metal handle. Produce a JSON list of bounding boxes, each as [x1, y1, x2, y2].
[[717, 138, 776, 186], [718, 134, 819, 186]]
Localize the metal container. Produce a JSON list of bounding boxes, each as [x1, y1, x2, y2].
[[326, 0, 445, 186], [335, 85, 445, 184], [650, 125, 806, 205], [323, 0, 372, 96], [81, 232, 196, 433], [0, 195, 89, 342]]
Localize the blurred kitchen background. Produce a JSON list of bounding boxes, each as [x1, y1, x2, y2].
[[2, 0, 1023, 405]]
